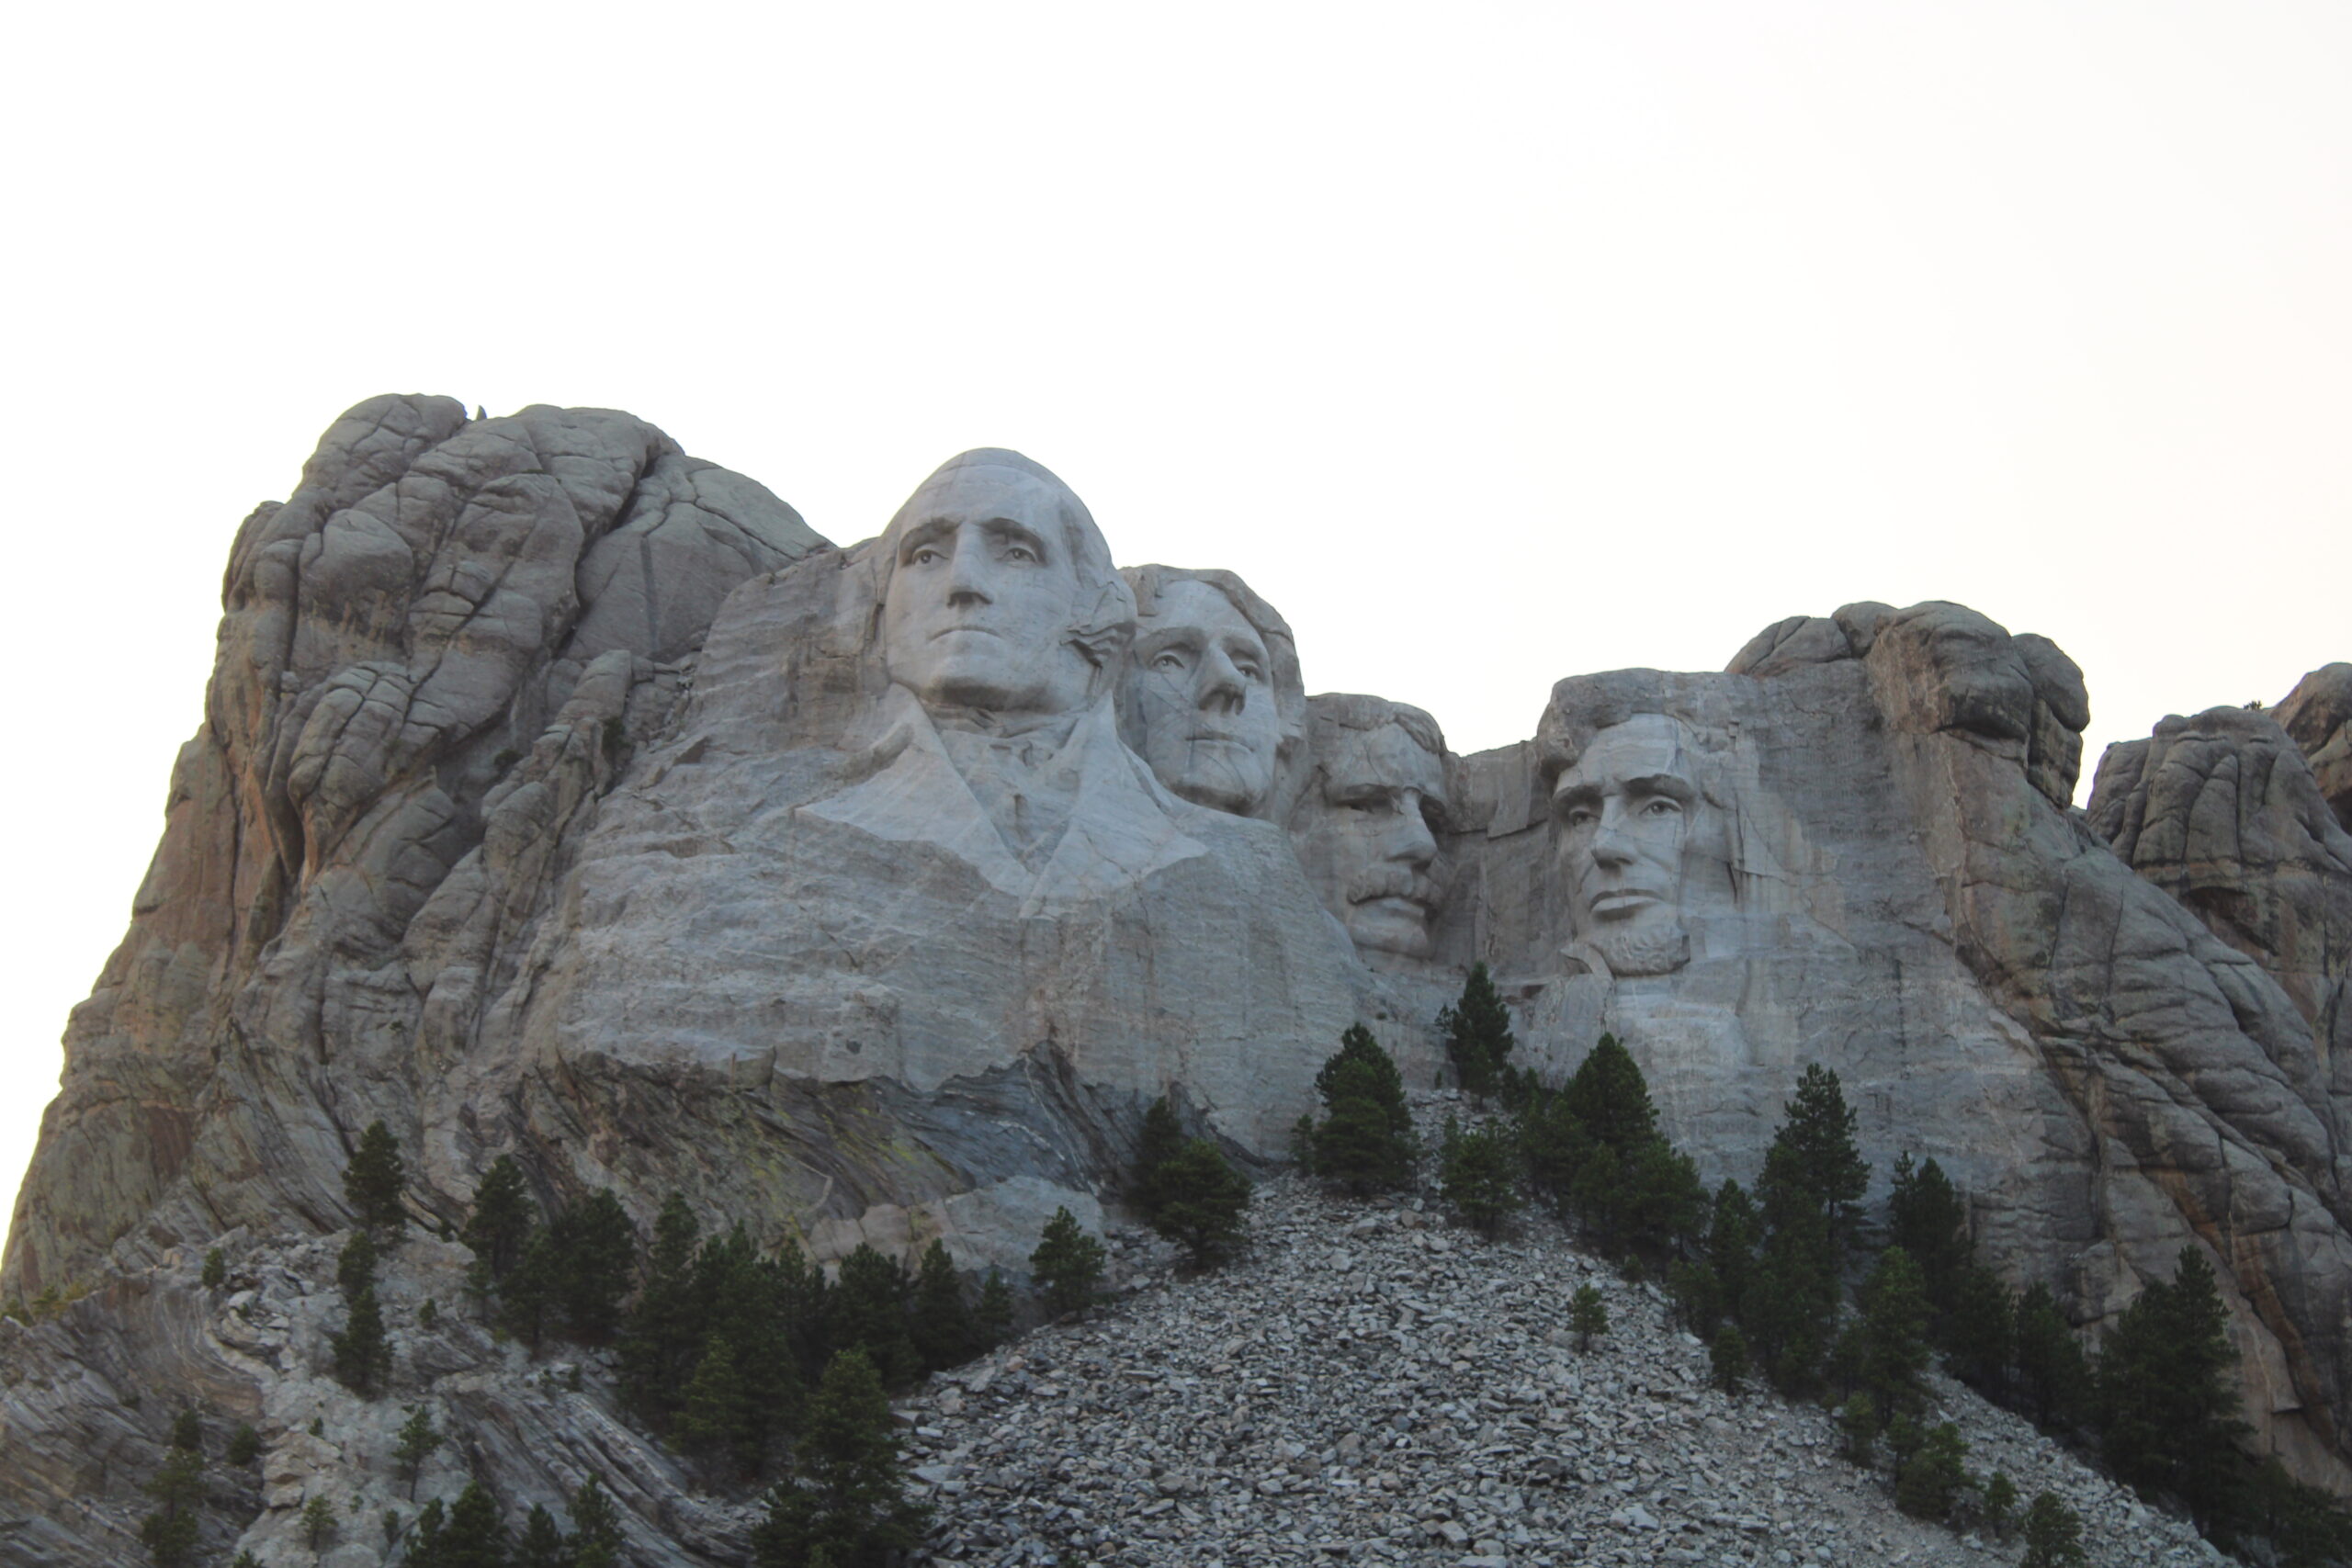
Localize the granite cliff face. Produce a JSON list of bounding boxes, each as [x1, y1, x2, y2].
[[3, 399, 2348, 1562]]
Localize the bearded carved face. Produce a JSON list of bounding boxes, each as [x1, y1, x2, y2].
[[1293, 719, 1452, 957], [1551, 713, 1708, 976]]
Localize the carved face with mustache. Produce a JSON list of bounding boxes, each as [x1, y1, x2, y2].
[[1292, 710, 1452, 957]]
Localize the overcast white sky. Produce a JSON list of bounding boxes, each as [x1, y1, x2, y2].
[[3, 2, 2346, 1264]]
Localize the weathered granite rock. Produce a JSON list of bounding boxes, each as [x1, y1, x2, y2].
[[6, 400, 2350, 1562], [2087, 703, 2352, 1074], [2278, 662, 2352, 831], [1449, 602, 2352, 1485]]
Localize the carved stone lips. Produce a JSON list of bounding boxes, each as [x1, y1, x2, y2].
[[1588, 889, 1663, 918]]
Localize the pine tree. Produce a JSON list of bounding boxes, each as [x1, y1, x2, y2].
[[1854, 1247, 1932, 1424], [1707, 1179, 1760, 1322], [974, 1269, 1013, 1349], [1305, 1028, 1417, 1195], [1150, 1138, 1253, 1268], [463, 1156, 537, 1285], [1030, 1208, 1106, 1320], [337, 1229, 379, 1299], [139, 1421, 205, 1568], [618, 1192, 705, 1423], [2014, 1282, 2088, 1429], [910, 1241, 973, 1372], [1745, 1144, 1839, 1395], [1894, 1421, 1969, 1521], [692, 1224, 804, 1467], [499, 1229, 563, 1349], [1762, 1064, 1868, 1258], [1131, 1096, 1187, 1219], [516, 1504, 569, 1568], [1886, 1155, 1970, 1305], [300, 1493, 340, 1551], [344, 1120, 408, 1235], [751, 1348, 929, 1568], [2020, 1492, 2088, 1567], [827, 1244, 919, 1387], [1560, 1034, 1657, 1152], [226, 1423, 259, 1466], [2097, 1247, 2250, 1530], [1981, 1472, 2018, 1537], [1438, 1115, 1522, 1236], [1711, 1324, 1749, 1393], [394, 1404, 442, 1500], [1437, 963, 1516, 1096], [333, 1284, 392, 1396], [413, 1498, 448, 1563], [1569, 1283, 1608, 1350], [567, 1476, 625, 1568], [552, 1190, 637, 1341], [201, 1247, 226, 1291], [443, 1479, 511, 1568], [677, 1334, 756, 1472], [1943, 1263, 2014, 1392]]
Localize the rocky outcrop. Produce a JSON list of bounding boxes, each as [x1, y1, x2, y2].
[[6, 400, 2350, 1562], [2278, 663, 2352, 832], [5, 394, 825, 1300]]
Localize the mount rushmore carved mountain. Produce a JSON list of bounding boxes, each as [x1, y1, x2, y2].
[[3, 394, 2347, 1558]]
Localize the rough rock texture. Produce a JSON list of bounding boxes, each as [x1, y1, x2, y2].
[[1445, 602, 2352, 1487], [2086, 703, 2352, 1072], [5, 401, 2350, 1562], [2278, 664, 2352, 832], [903, 1166, 2221, 1568]]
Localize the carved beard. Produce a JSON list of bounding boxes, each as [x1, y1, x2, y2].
[[1588, 920, 1690, 977]]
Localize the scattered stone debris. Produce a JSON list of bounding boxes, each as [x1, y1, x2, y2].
[[900, 1173, 2221, 1568]]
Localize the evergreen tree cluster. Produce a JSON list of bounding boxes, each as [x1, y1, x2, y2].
[[1294, 1026, 1418, 1196], [393, 1474, 626, 1568], [1516, 1033, 1705, 1263], [1436, 962, 1516, 1096], [137, 1408, 206, 1567], [1130, 1098, 1254, 1269]]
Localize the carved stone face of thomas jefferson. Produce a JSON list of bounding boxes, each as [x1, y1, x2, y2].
[[880, 458, 1106, 717], [1127, 578, 1285, 815], [1551, 713, 1704, 976]]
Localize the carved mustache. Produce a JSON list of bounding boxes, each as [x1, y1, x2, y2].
[[1347, 867, 1442, 908]]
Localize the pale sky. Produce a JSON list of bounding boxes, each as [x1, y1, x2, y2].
[[3, 2, 2346, 1265]]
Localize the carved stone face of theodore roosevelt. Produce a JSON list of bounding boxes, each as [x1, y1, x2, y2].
[[1292, 698, 1452, 957], [1551, 713, 1704, 976]]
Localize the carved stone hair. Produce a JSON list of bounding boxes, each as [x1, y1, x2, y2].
[[1534, 676, 1733, 811], [873, 447, 1136, 667], [1121, 564, 1307, 745], [1306, 691, 1447, 760]]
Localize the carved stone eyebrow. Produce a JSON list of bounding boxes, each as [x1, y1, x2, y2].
[[1552, 778, 1603, 810], [898, 516, 956, 559], [981, 516, 1050, 559], [1623, 773, 1697, 803]]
